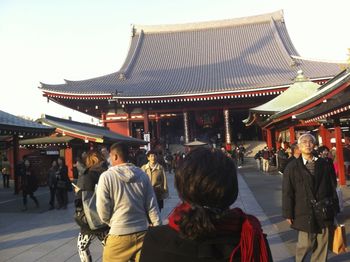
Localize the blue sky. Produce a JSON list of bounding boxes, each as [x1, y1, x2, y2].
[[1, 0, 349, 123]]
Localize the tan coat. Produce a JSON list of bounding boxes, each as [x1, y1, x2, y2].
[[141, 163, 168, 201]]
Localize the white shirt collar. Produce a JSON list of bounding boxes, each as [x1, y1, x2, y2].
[[302, 156, 318, 165]]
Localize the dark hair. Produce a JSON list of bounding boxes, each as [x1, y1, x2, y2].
[[318, 145, 330, 154], [146, 150, 157, 157], [110, 142, 129, 161], [175, 147, 238, 240], [290, 142, 298, 155]]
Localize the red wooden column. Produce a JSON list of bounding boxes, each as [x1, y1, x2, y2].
[[143, 110, 149, 134], [13, 135, 19, 194], [65, 147, 74, 180], [275, 130, 281, 149], [266, 128, 273, 149], [126, 112, 131, 137], [155, 113, 161, 140], [319, 125, 331, 149], [335, 123, 346, 186], [289, 126, 295, 144], [223, 108, 232, 151]]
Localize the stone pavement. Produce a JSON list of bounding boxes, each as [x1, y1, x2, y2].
[[0, 162, 347, 261]]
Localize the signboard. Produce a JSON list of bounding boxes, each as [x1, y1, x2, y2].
[[144, 133, 151, 151]]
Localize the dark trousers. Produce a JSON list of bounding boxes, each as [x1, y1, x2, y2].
[[157, 199, 164, 211], [23, 191, 39, 207], [2, 175, 10, 188], [49, 186, 56, 208], [56, 188, 68, 208]]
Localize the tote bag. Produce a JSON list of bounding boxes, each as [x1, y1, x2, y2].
[[82, 188, 106, 230], [329, 224, 347, 254]]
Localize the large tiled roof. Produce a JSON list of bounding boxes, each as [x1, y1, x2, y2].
[[39, 115, 147, 145], [39, 10, 343, 98]]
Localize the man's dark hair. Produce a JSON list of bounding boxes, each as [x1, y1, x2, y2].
[[146, 150, 157, 157], [290, 142, 298, 155], [175, 147, 238, 240], [318, 145, 330, 154], [110, 143, 129, 161]]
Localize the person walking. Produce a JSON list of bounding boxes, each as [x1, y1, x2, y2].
[[277, 142, 289, 175], [21, 159, 39, 211], [47, 159, 58, 210], [96, 143, 162, 262], [2, 156, 10, 188], [262, 146, 270, 173], [141, 150, 168, 212], [282, 133, 339, 262], [74, 151, 109, 262], [56, 157, 70, 209], [140, 147, 272, 262]]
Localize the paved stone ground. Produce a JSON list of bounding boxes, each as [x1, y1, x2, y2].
[[0, 161, 348, 261]]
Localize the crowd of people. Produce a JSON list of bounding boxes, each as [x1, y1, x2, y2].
[[0, 135, 346, 261], [69, 143, 272, 262]]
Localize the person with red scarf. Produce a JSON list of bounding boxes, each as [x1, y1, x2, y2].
[[140, 147, 272, 262]]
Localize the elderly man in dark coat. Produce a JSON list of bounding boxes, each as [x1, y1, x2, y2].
[[282, 133, 339, 262]]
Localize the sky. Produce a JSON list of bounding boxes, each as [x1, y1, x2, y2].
[[1, 0, 349, 124]]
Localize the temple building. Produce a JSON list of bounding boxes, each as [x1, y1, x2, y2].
[[39, 10, 344, 150]]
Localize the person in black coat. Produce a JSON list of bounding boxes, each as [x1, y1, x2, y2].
[[21, 159, 39, 211], [282, 134, 339, 262], [140, 147, 272, 262], [56, 157, 70, 209], [74, 150, 109, 262], [318, 145, 337, 187]]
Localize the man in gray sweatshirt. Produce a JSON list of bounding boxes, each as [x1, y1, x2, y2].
[[96, 143, 161, 262]]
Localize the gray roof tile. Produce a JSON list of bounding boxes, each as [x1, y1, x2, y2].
[[39, 11, 343, 98]]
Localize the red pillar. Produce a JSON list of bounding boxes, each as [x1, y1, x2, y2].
[[266, 129, 273, 149], [126, 112, 131, 137], [155, 113, 161, 140], [275, 130, 281, 149], [289, 127, 295, 144], [335, 125, 345, 186], [65, 147, 74, 180], [143, 110, 149, 134], [319, 125, 331, 149], [13, 135, 19, 194]]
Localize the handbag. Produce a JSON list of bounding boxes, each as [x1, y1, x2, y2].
[[329, 224, 347, 254], [57, 180, 67, 189], [311, 197, 335, 221], [82, 188, 106, 230]]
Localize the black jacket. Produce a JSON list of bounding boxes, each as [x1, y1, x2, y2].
[[282, 157, 339, 233], [75, 162, 108, 234], [140, 226, 272, 262]]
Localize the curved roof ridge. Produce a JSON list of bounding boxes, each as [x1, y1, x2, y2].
[[119, 30, 144, 78], [270, 18, 294, 66], [134, 10, 283, 34], [291, 55, 346, 64]]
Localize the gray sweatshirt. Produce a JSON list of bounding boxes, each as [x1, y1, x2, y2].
[[96, 163, 161, 235]]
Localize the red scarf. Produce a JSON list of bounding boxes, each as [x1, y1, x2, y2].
[[168, 202, 269, 262]]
